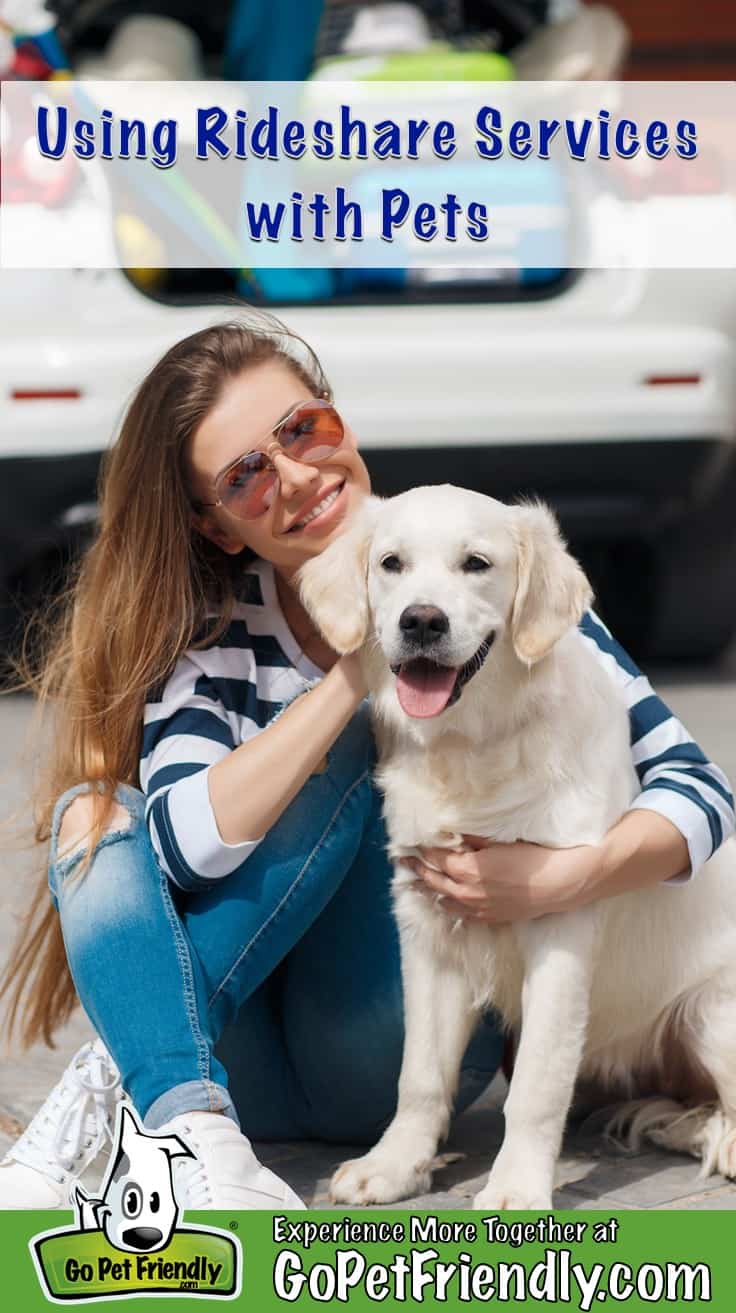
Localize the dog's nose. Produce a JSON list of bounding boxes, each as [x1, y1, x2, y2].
[[399, 605, 449, 646], [122, 1227, 164, 1251]]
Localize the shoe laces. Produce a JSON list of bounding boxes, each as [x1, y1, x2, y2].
[[6, 1040, 121, 1185], [172, 1135, 212, 1208]]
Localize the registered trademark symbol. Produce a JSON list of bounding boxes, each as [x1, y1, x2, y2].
[[229, 1220, 239, 1231]]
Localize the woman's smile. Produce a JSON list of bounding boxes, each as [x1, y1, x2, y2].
[[286, 480, 348, 534]]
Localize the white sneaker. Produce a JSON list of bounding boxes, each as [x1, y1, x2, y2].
[[160, 1111, 304, 1209], [0, 1038, 122, 1208]]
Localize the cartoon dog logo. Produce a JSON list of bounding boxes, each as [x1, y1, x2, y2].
[[72, 1103, 194, 1254], [31, 1100, 242, 1303]]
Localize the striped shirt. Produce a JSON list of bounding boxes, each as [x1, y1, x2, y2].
[[140, 558, 735, 892]]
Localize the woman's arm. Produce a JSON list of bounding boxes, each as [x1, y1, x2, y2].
[[579, 611, 734, 878], [410, 614, 734, 923], [406, 810, 691, 924], [141, 647, 365, 891], [208, 654, 365, 842]]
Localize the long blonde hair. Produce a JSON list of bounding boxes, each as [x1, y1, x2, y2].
[[1, 317, 329, 1047]]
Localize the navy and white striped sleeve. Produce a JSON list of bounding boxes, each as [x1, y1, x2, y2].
[[579, 611, 735, 878], [139, 650, 264, 891]]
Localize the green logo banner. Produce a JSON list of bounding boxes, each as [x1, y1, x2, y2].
[[6, 1208, 736, 1310], [32, 1223, 239, 1301]]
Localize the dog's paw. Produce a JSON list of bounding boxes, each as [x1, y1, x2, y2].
[[713, 1126, 736, 1180], [473, 1187, 553, 1211], [330, 1154, 432, 1205], [473, 1174, 552, 1212], [693, 1110, 736, 1180]]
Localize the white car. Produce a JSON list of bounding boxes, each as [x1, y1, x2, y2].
[[1, 261, 736, 660]]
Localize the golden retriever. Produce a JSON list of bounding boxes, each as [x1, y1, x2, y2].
[[299, 485, 736, 1209]]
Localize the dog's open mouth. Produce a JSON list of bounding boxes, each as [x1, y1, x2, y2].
[[391, 632, 495, 718]]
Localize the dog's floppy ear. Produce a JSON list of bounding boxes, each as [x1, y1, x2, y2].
[[297, 497, 380, 653], [511, 502, 593, 665]]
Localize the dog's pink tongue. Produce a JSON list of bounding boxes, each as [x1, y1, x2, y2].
[[396, 662, 457, 718]]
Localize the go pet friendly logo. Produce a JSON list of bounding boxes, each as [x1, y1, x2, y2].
[[30, 1103, 241, 1302]]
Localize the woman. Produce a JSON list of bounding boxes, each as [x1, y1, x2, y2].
[[1, 318, 733, 1209]]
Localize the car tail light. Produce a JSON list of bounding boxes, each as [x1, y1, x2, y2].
[[11, 388, 82, 400], [0, 96, 79, 207]]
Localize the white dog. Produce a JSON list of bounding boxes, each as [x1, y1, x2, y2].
[[298, 485, 736, 1210]]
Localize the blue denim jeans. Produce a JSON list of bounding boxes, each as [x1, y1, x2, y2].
[[48, 705, 504, 1142]]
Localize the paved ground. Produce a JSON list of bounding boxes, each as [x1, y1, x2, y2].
[[1, 647, 735, 1209]]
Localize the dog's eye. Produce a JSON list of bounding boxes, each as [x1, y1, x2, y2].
[[462, 554, 492, 573], [122, 1184, 143, 1219], [149, 1191, 160, 1213], [380, 553, 403, 573]]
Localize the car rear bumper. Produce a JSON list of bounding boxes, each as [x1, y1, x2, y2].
[[2, 436, 732, 577], [365, 437, 736, 538]]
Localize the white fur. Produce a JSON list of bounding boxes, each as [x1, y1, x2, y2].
[[299, 485, 736, 1209]]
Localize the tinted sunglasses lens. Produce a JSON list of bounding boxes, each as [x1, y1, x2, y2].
[[214, 404, 345, 520], [279, 403, 344, 462], [218, 451, 275, 519]]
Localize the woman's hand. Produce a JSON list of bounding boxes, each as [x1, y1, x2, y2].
[[407, 810, 691, 925], [405, 837, 598, 924]]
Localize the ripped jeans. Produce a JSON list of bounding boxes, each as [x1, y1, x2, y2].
[[48, 705, 504, 1141]]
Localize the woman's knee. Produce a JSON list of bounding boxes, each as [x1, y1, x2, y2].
[[57, 794, 132, 863], [53, 782, 144, 855], [49, 784, 151, 915]]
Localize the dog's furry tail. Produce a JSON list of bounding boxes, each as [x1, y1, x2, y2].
[[605, 1098, 723, 1177]]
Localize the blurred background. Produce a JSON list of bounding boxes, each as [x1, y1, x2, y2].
[[0, 0, 734, 1163], [1, 0, 734, 667], [1, 0, 736, 669]]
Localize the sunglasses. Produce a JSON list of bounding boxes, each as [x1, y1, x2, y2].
[[196, 397, 345, 521]]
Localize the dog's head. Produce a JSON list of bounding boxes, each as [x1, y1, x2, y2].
[[298, 486, 592, 721], [98, 1105, 193, 1253]]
